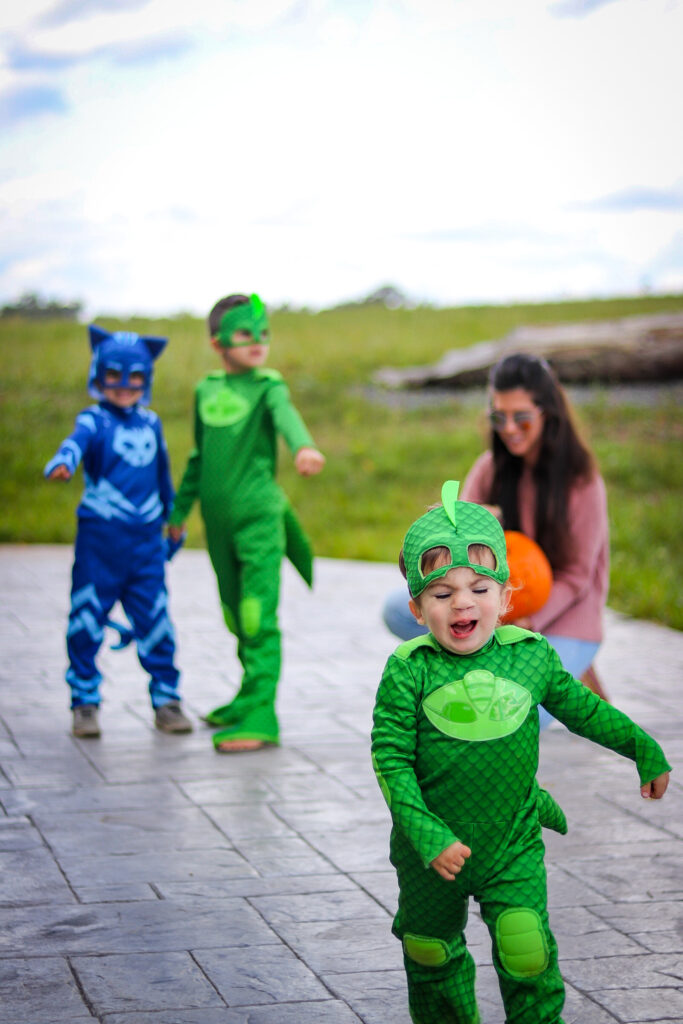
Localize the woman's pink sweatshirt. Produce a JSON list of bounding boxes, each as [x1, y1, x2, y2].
[[462, 451, 609, 643]]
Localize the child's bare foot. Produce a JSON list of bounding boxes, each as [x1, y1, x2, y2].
[[215, 738, 265, 753]]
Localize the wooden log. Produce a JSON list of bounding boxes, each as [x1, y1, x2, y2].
[[374, 312, 683, 389]]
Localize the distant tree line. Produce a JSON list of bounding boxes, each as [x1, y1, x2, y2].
[[272, 284, 415, 315], [328, 284, 414, 311], [1, 292, 82, 320]]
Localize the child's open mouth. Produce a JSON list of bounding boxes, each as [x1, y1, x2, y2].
[[450, 620, 477, 639]]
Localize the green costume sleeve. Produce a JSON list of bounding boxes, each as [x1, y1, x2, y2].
[[372, 643, 462, 868], [167, 390, 203, 526], [541, 643, 671, 786], [263, 376, 316, 454]]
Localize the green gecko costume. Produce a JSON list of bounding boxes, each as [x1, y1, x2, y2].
[[371, 482, 670, 1024], [168, 296, 318, 748]]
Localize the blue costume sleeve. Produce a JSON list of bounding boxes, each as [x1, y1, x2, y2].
[[43, 408, 99, 478]]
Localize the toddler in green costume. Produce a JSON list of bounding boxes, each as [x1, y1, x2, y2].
[[168, 294, 324, 752], [372, 482, 670, 1024]]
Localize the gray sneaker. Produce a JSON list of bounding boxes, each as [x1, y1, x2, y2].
[[155, 701, 193, 734], [72, 704, 101, 738]]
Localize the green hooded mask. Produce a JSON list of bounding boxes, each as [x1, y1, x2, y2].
[[402, 480, 509, 597], [216, 294, 270, 347]]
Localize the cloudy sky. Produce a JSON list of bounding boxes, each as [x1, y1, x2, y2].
[[1, 0, 682, 316]]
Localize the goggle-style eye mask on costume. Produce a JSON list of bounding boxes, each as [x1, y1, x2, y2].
[[402, 481, 510, 598], [216, 294, 270, 347], [101, 362, 148, 390], [87, 326, 168, 404]]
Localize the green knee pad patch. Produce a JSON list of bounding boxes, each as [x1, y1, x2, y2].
[[403, 933, 451, 967], [496, 908, 549, 978], [239, 597, 261, 638]]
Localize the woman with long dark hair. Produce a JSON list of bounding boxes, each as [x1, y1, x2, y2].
[[382, 353, 609, 714]]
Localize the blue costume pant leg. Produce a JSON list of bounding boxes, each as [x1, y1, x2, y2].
[[66, 519, 121, 708], [119, 529, 181, 709], [66, 520, 180, 709]]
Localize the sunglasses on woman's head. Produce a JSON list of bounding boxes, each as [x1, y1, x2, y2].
[[488, 410, 541, 432]]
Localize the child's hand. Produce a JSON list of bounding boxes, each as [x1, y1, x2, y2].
[[431, 842, 471, 881], [641, 772, 669, 800], [295, 447, 325, 477], [48, 464, 71, 481], [167, 524, 186, 542]]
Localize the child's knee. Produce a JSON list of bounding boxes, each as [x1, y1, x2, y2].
[[495, 907, 549, 977]]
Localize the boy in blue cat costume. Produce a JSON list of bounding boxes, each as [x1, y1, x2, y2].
[[44, 325, 192, 738]]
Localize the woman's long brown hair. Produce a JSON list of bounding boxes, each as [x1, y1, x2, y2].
[[487, 353, 595, 571]]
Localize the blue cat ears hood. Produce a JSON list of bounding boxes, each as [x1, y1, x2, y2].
[[87, 325, 168, 404]]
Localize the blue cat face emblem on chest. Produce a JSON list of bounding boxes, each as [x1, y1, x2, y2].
[[112, 425, 157, 467]]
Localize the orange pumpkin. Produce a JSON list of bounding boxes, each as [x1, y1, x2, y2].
[[501, 530, 553, 624]]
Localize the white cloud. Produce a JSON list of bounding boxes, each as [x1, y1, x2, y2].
[[0, 1, 56, 33], [1, 0, 682, 313]]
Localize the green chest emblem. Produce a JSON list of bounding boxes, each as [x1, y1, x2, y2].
[[199, 388, 250, 427], [422, 669, 531, 741]]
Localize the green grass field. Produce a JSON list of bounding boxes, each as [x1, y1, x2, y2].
[[2, 293, 682, 629]]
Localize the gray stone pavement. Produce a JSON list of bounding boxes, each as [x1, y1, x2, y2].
[[0, 544, 681, 1024]]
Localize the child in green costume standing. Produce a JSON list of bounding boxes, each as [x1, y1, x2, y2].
[[372, 481, 670, 1024], [168, 293, 324, 752]]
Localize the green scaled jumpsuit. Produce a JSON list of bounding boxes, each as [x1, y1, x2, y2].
[[371, 483, 671, 1024], [169, 366, 316, 748]]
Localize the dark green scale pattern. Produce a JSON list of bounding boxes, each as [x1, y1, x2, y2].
[[372, 628, 671, 1023]]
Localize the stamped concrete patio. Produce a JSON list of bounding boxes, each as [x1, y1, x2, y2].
[[0, 545, 681, 1024]]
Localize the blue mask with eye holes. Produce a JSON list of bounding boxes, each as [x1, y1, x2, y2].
[[88, 325, 168, 404]]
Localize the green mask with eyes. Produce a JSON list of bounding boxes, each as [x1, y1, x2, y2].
[[216, 294, 270, 347], [402, 480, 509, 597]]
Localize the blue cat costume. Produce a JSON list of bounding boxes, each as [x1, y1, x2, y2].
[[44, 326, 183, 713]]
